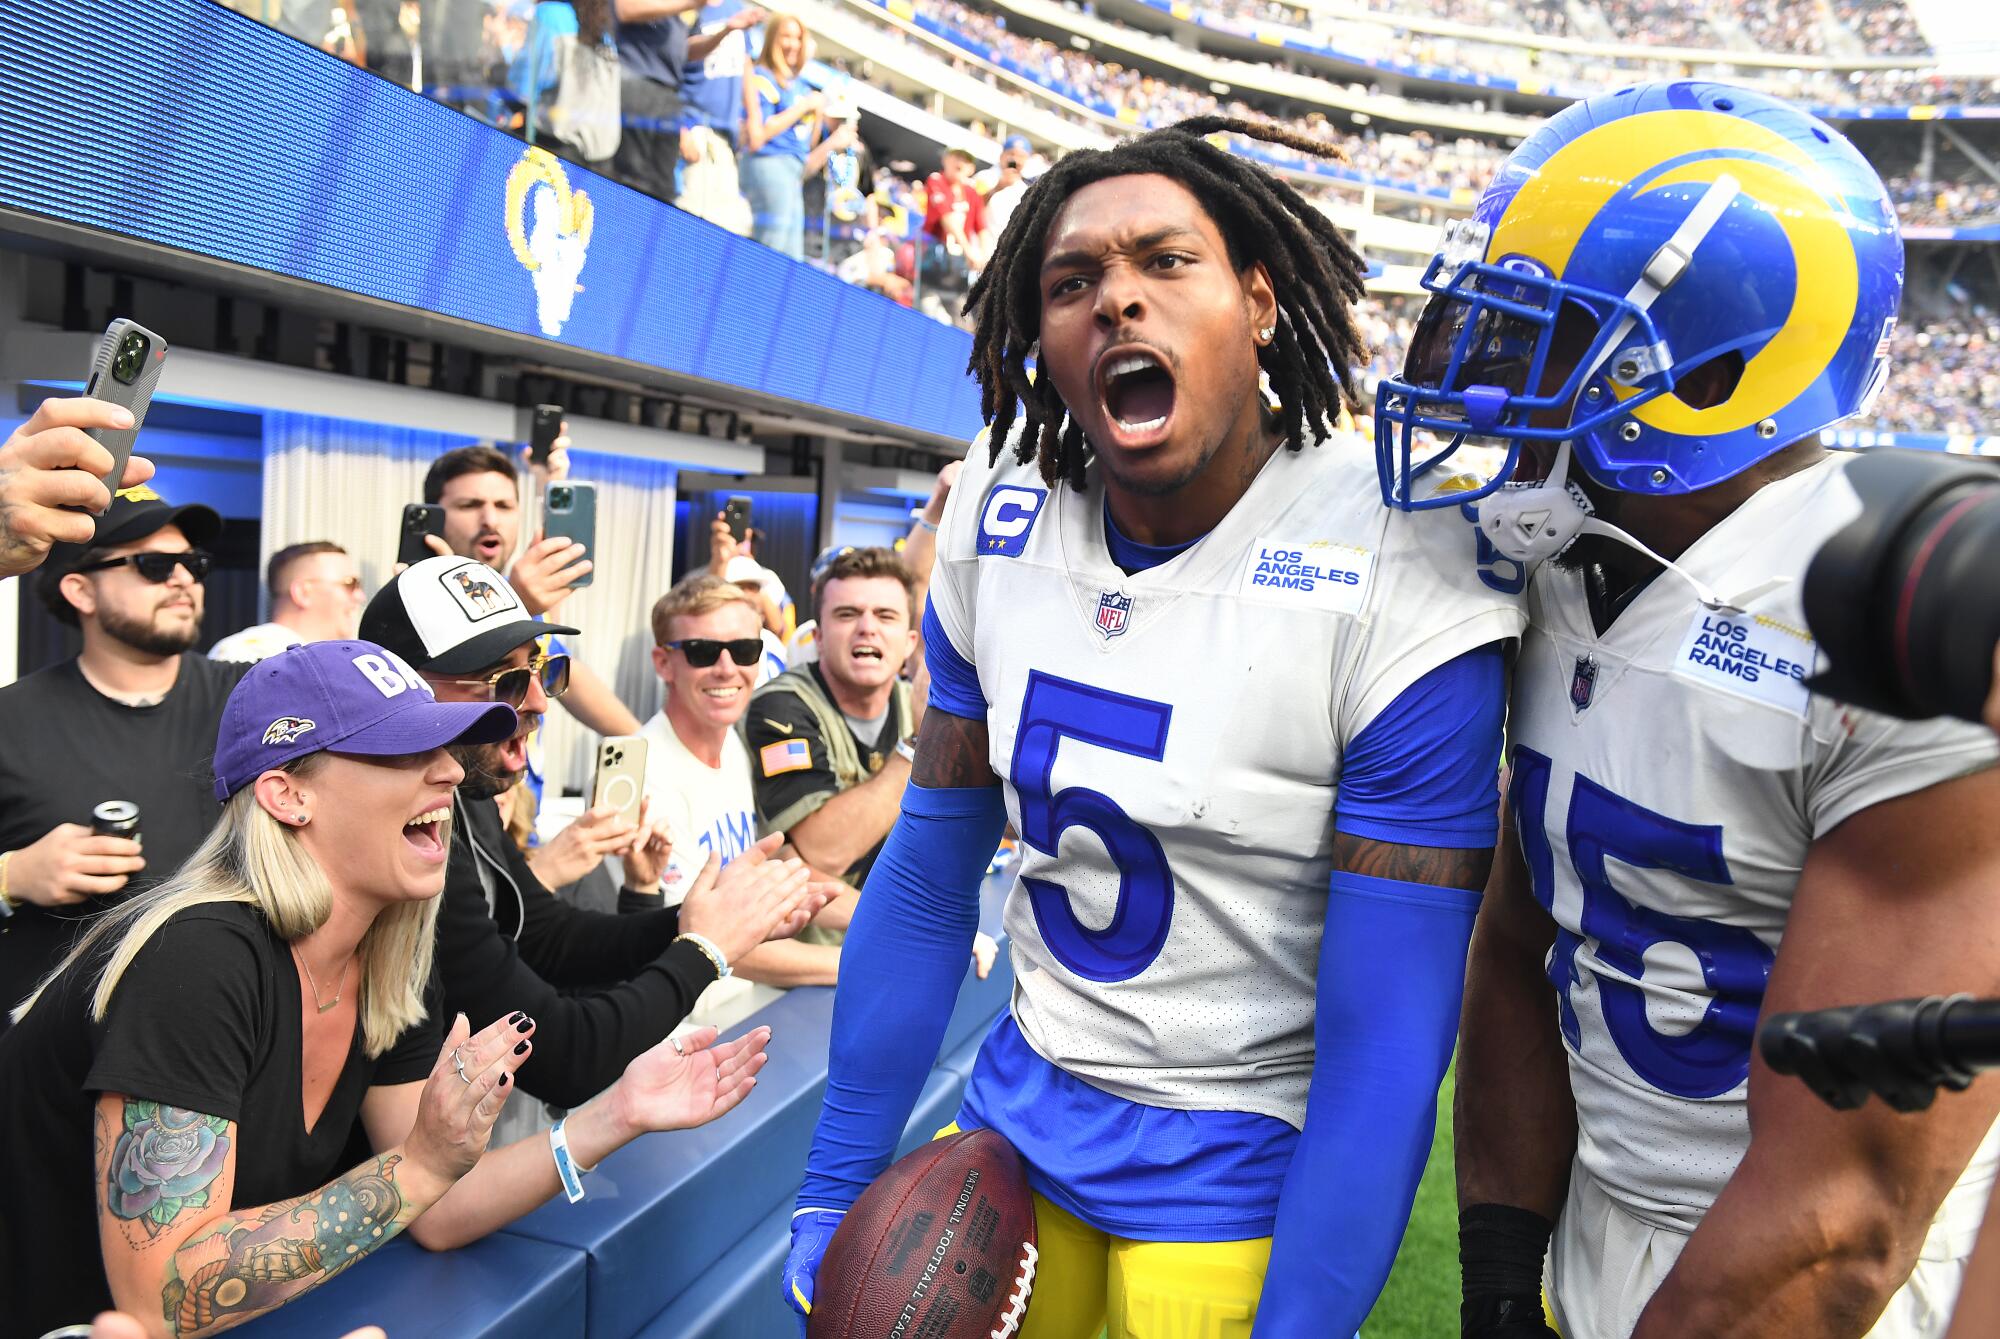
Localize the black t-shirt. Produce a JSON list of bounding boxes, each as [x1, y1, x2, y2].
[[743, 665, 902, 883], [0, 656, 248, 1014], [0, 903, 439, 1337]]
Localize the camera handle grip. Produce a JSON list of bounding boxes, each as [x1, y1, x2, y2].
[[1758, 994, 2000, 1113]]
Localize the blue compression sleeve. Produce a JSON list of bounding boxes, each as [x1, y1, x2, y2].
[[1335, 643, 1506, 848], [796, 781, 1009, 1212], [1252, 869, 1480, 1337], [922, 599, 987, 718]]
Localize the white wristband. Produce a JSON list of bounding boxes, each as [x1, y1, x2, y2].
[[549, 1117, 592, 1204]]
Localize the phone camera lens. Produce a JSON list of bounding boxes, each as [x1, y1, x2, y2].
[[111, 332, 151, 386], [550, 487, 571, 508]]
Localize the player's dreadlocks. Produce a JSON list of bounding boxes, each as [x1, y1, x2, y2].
[[965, 116, 1370, 491]]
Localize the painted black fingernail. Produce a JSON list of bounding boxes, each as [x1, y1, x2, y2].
[[514, 1040, 530, 1055], [516, 1015, 534, 1032], [507, 1010, 524, 1025], [499, 1073, 511, 1087]]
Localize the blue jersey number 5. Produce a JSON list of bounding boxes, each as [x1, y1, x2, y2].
[[1010, 671, 1175, 983], [1511, 747, 1775, 1100]]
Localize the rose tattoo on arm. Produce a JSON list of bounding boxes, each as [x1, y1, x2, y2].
[[107, 1101, 231, 1240]]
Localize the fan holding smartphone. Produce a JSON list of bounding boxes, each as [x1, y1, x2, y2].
[[0, 321, 163, 579]]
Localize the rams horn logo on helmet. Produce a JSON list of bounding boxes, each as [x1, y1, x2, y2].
[[262, 717, 317, 746]]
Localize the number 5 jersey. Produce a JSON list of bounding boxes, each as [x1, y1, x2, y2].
[[1509, 452, 2000, 1240], [927, 431, 1523, 1138]]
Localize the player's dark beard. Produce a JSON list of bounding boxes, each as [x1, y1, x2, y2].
[[97, 601, 200, 657], [451, 739, 518, 800]]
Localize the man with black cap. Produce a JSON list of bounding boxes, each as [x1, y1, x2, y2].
[[362, 555, 833, 1108], [0, 484, 248, 1014]]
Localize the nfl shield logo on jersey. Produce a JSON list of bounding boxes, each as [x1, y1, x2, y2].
[[1095, 590, 1132, 639], [1570, 654, 1598, 712]]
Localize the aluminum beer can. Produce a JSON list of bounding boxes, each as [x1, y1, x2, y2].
[[92, 800, 141, 841]]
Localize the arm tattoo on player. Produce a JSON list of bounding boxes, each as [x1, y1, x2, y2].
[[912, 706, 999, 789], [159, 1153, 417, 1336], [105, 1101, 231, 1246], [1334, 833, 1492, 892]]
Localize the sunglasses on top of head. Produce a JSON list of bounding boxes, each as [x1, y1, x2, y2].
[[74, 551, 213, 583], [665, 638, 763, 668], [442, 652, 571, 708]]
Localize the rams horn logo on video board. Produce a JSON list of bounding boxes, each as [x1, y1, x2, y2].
[[505, 147, 593, 339]]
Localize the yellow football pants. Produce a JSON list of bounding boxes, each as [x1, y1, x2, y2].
[[936, 1126, 1272, 1339]]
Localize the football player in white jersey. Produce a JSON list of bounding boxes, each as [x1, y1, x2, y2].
[[1374, 82, 2000, 1339], [781, 118, 1526, 1336]]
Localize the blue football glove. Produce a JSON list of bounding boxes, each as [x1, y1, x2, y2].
[[783, 1208, 846, 1334]]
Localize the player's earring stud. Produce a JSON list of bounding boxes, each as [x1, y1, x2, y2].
[[1257, 325, 1275, 344]]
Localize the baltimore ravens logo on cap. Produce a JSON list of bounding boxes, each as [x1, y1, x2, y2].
[[262, 716, 317, 746]]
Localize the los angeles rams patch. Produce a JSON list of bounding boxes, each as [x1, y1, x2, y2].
[[978, 486, 1047, 557], [1673, 609, 1811, 716], [1239, 537, 1373, 616]]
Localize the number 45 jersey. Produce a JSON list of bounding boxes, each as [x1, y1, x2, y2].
[[1510, 454, 2000, 1236], [928, 433, 1523, 1129]]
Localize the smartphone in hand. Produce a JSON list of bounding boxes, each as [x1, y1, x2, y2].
[[81, 319, 168, 504], [723, 494, 753, 545], [397, 504, 447, 567], [545, 481, 597, 587], [592, 736, 650, 828], [529, 404, 564, 467]]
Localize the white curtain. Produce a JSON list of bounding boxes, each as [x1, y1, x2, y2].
[[260, 415, 677, 796]]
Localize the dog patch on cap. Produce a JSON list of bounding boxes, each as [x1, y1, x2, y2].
[[263, 716, 317, 746], [437, 562, 521, 623]]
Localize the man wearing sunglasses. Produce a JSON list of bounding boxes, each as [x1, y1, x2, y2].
[[362, 557, 834, 1107], [208, 540, 366, 663], [0, 487, 250, 1018]]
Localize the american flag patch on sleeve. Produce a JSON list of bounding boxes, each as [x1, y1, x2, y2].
[[760, 738, 812, 777]]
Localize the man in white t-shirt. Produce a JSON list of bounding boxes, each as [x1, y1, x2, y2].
[[638, 573, 841, 986], [208, 541, 364, 663]]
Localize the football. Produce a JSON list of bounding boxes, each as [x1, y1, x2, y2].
[[809, 1128, 1039, 1339]]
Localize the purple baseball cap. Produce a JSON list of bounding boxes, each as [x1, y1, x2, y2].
[[213, 640, 517, 801]]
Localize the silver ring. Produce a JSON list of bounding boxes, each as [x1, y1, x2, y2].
[[451, 1047, 473, 1085], [670, 1036, 685, 1056]]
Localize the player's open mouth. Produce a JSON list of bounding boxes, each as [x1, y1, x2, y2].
[[402, 805, 450, 861], [701, 685, 742, 701], [499, 730, 530, 774], [475, 533, 505, 560], [1095, 346, 1177, 450], [851, 645, 884, 663]]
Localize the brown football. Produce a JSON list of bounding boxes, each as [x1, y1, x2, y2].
[[809, 1128, 1039, 1339]]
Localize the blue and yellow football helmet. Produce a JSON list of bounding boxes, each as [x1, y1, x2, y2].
[[1375, 81, 1903, 515]]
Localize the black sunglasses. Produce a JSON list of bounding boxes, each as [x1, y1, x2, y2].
[[74, 550, 213, 583], [665, 638, 763, 668], [442, 653, 571, 708]]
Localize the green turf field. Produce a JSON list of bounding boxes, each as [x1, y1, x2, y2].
[[1363, 1069, 1459, 1337]]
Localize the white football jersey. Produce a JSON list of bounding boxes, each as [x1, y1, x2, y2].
[[1511, 453, 2000, 1234], [929, 432, 1524, 1127]]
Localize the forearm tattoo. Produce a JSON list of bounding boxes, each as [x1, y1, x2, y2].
[[912, 707, 998, 789], [96, 1098, 420, 1336], [1334, 832, 1492, 892]]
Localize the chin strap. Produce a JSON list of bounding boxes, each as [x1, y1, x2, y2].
[[1478, 436, 1788, 615]]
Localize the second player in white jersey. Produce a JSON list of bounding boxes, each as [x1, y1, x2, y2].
[[1507, 454, 2000, 1335], [930, 430, 1523, 1126]]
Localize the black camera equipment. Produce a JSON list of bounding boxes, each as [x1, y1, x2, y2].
[[1803, 448, 2000, 724], [1760, 995, 2000, 1113]]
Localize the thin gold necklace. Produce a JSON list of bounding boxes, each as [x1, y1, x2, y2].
[[292, 944, 353, 1014]]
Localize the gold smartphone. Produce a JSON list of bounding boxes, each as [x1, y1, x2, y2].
[[591, 736, 649, 827]]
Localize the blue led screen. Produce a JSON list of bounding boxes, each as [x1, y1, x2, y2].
[[1, 0, 983, 442]]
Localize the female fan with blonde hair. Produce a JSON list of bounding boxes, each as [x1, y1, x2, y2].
[[0, 640, 773, 1337]]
